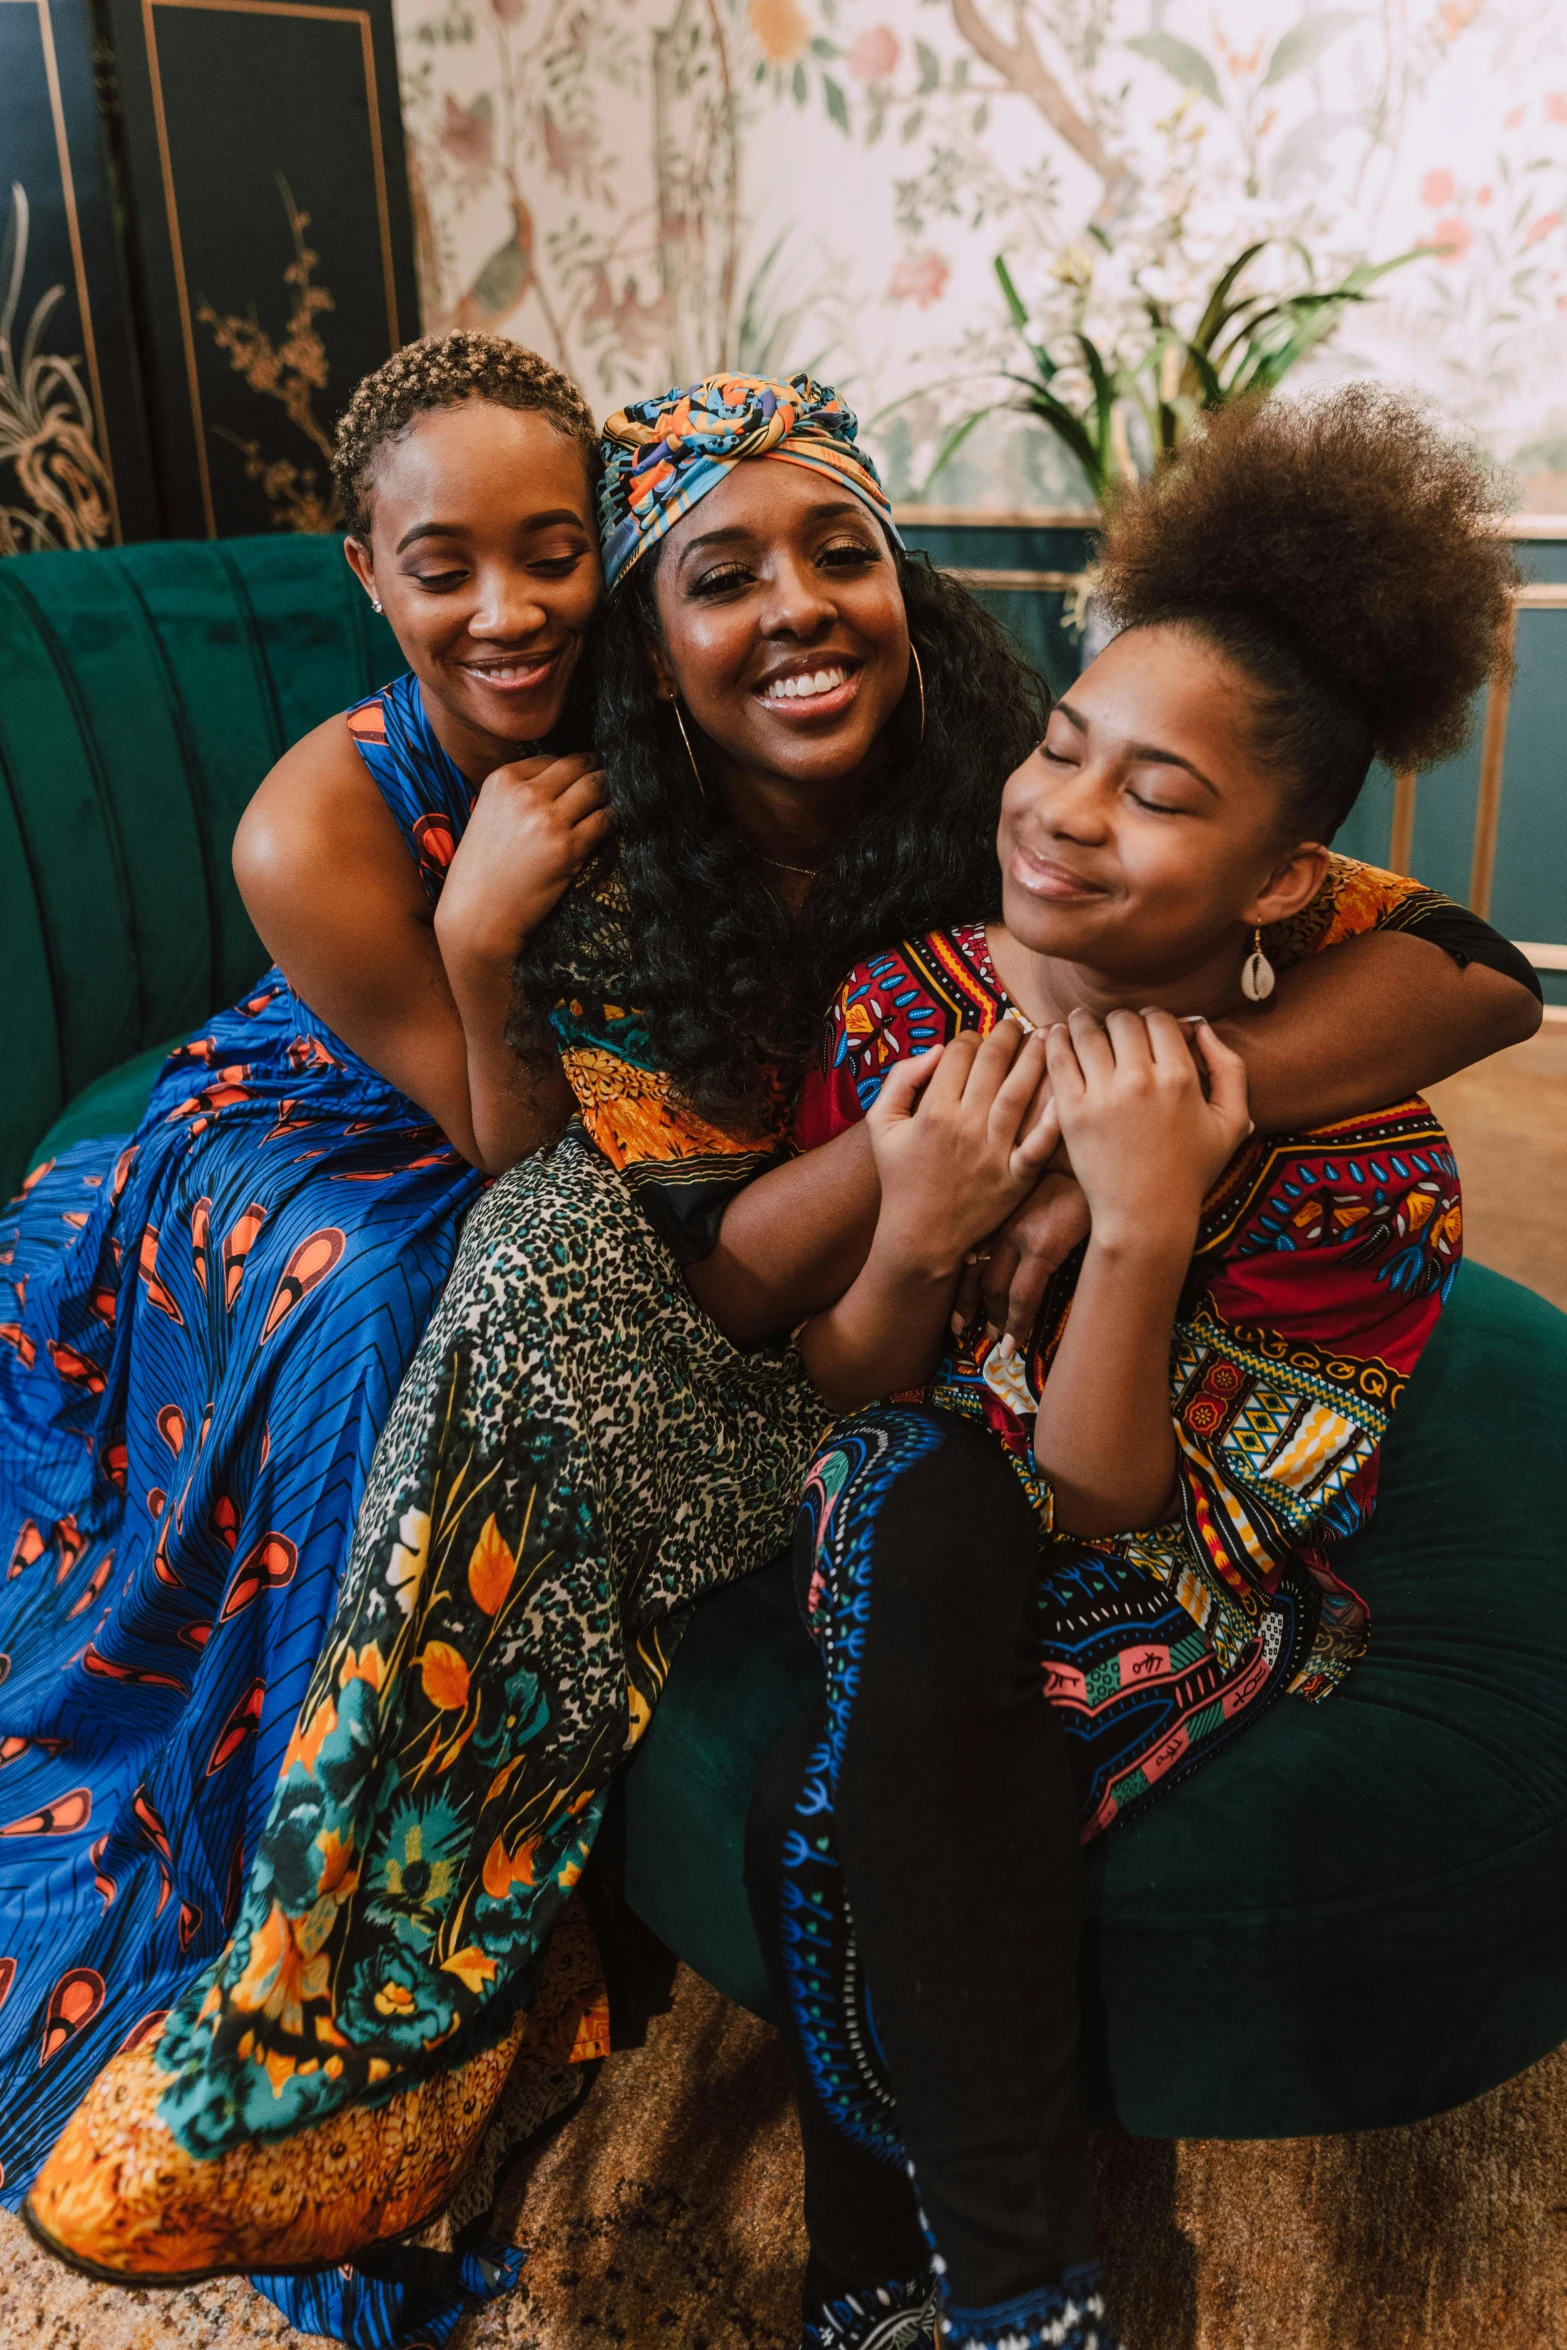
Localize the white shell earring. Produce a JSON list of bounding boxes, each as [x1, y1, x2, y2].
[[1241, 923, 1276, 1002]]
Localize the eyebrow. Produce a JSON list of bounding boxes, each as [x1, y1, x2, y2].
[[394, 508, 589, 553], [1053, 699, 1221, 800], [675, 497, 871, 565]]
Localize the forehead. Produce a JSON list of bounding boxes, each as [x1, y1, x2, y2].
[[370, 399, 593, 527], [658, 456, 887, 561], [1067, 624, 1257, 777]]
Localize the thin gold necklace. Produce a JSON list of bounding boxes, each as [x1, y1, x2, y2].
[[752, 847, 820, 880]]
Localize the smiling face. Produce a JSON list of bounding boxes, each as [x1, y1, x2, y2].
[[345, 398, 601, 777], [645, 459, 911, 832], [996, 623, 1331, 1006]]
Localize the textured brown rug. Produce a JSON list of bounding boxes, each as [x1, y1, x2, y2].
[[3, 1966, 1566, 2349], [3, 1033, 1563, 2350]]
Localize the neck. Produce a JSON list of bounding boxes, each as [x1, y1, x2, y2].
[[417, 678, 536, 786], [713, 759, 868, 880], [986, 921, 1252, 1028]]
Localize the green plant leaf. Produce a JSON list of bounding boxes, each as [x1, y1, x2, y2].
[[792, 59, 808, 103], [823, 72, 850, 130], [993, 252, 1030, 333], [901, 105, 925, 141], [1261, 10, 1359, 89], [915, 38, 940, 91], [922, 402, 998, 493], [1126, 30, 1222, 107], [809, 35, 837, 56], [1189, 241, 1269, 351], [1004, 379, 1106, 495]]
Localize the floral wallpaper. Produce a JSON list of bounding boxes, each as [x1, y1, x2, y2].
[[393, 0, 1567, 507]]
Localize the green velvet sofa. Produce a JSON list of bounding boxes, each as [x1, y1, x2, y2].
[[6, 536, 1566, 2143]]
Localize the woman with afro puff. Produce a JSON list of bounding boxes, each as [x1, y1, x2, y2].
[[745, 387, 1524, 2350]]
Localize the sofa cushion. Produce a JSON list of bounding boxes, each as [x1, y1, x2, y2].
[[26, 1044, 177, 1174], [0, 537, 399, 1199], [622, 1260, 1567, 2139]]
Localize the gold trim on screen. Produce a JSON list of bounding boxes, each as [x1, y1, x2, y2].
[[144, 0, 401, 538], [0, 0, 126, 539]]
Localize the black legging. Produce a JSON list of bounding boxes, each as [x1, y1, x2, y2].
[[744, 1409, 1099, 2332]]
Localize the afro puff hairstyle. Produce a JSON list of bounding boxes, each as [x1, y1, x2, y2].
[[332, 331, 596, 542], [1093, 384, 1518, 840]]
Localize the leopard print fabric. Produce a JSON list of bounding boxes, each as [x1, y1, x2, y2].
[[147, 1127, 828, 2167]]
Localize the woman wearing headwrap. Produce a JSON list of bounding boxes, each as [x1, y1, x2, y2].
[[23, 370, 1540, 2336]]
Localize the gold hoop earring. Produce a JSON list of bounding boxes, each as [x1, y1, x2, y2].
[[671, 698, 706, 800], [908, 641, 926, 748], [1241, 923, 1276, 1002]]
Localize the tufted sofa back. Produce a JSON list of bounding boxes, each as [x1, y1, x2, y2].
[[0, 537, 401, 1197]]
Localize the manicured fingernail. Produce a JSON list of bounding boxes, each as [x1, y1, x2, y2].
[[950, 1312, 965, 1335], [999, 1333, 1016, 1361]]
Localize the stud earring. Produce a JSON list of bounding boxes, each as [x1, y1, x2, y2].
[[1241, 923, 1276, 1002], [908, 641, 926, 747], [370, 596, 383, 613], [671, 698, 706, 799]]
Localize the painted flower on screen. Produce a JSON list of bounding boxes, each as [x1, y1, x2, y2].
[[889, 251, 951, 308], [848, 25, 899, 83], [1432, 215, 1472, 262], [750, 0, 809, 65]]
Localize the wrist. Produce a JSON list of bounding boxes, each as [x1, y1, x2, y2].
[[435, 904, 532, 976], [866, 1218, 966, 1289], [1082, 1214, 1196, 1273]]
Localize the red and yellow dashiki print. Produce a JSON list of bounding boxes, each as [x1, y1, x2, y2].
[[794, 915, 1459, 1831]]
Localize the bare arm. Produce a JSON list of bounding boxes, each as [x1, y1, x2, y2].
[[1220, 930, 1541, 1134], [973, 928, 1541, 1346], [695, 923, 1539, 1349], [1034, 1013, 1250, 1535], [682, 1120, 881, 1344], [233, 716, 605, 1172], [799, 1028, 1058, 1411]]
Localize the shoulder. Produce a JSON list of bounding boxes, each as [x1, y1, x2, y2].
[[1264, 854, 1438, 967], [794, 926, 994, 1144], [1197, 1097, 1461, 1303], [233, 707, 416, 912], [824, 925, 997, 1052]]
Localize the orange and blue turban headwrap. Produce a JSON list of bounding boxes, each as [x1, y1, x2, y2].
[[597, 371, 902, 593]]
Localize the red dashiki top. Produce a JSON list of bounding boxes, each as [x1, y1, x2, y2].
[[793, 909, 1462, 1703]]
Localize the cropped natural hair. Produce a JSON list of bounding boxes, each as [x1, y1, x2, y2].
[[332, 331, 597, 541], [1094, 385, 1518, 839]]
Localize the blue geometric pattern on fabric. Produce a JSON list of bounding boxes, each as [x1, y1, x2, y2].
[[783, 1408, 944, 2162], [0, 671, 483, 2346], [803, 2271, 941, 2348], [779, 1407, 1317, 2200], [941, 2260, 1114, 2350]]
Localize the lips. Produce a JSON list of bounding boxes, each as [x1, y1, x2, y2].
[[754, 657, 862, 719], [461, 649, 560, 693], [1010, 844, 1105, 902]]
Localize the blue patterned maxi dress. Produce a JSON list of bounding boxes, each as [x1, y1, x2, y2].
[[0, 673, 484, 2215]]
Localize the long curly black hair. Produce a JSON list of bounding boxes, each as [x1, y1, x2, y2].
[[513, 548, 1050, 1127]]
